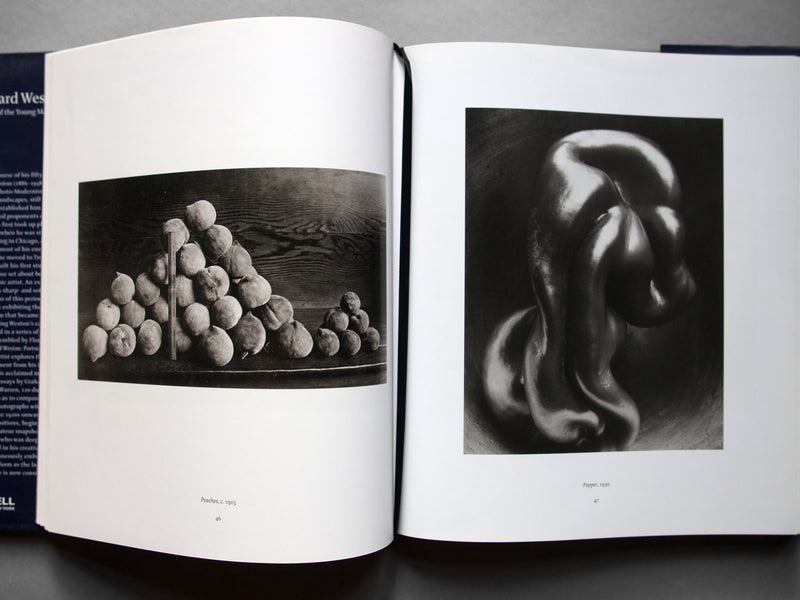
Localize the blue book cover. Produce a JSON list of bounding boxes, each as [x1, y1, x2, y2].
[[0, 53, 44, 530], [661, 44, 800, 56]]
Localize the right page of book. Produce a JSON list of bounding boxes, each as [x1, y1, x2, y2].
[[398, 42, 800, 542]]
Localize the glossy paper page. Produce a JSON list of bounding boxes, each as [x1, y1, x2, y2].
[[399, 42, 799, 542], [39, 18, 395, 563]]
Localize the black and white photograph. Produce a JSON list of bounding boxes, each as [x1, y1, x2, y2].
[[77, 167, 387, 389], [465, 108, 723, 453]]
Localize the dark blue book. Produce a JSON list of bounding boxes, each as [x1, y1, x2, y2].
[[661, 44, 800, 56], [0, 53, 44, 530]]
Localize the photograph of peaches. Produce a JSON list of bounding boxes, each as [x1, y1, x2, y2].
[[77, 167, 387, 389]]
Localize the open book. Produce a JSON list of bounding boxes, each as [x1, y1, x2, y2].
[[35, 17, 799, 563]]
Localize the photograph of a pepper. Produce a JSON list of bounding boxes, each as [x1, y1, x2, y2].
[[465, 109, 723, 454]]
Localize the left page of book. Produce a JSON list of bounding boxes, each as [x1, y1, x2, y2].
[[0, 53, 44, 530], [38, 17, 396, 563]]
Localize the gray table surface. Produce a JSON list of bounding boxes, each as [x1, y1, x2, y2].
[[2, 1, 799, 598]]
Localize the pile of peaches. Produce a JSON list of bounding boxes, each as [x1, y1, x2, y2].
[[80, 200, 380, 367]]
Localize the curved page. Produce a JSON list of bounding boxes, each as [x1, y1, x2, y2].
[[39, 17, 395, 563]]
